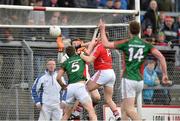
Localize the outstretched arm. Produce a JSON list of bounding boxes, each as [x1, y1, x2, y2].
[[76, 42, 91, 55], [57, 68, 67, 89], [98, 19, 115, 49], [81, 42, 90, 47], [80, 53, 96, 63], [87, 38, 98, 54], [151, 48, 169, 84], [56, 36, 64, 52]]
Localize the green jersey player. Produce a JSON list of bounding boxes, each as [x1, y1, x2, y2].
[[99, 20, 169, 121], [57, 46, 97, 121]]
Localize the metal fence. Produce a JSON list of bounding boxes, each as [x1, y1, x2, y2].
[[0, 40, 180, 120], [0, 40, 33, 120]]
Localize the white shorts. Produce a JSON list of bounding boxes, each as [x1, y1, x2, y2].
[[91, 69, 116, 88], [121, 78, 144, 99], [39, 104, 63, 121], [65, 83, 92, 106]]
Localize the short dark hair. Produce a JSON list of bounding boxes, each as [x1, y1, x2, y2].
[[129, 21, 140, 35], [70, 38, 83, 45], [65, 46, 76, 57]]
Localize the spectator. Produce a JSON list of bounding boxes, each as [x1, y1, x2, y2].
[[1, 5, 27, 25], [3, 28, 14, 42], [30, 0, 36, 5], [43, 0, 59, 7], [156, 0, 173, 11], [142, 25, 156, 45], [48, 12, 61, 25], [23, 19, 39, 41], [31, 59, 63, 121], [161, 16, 178, 44], [20, 0, 29, 6], [111, 7, 127, 23], [28, 0, 45, 25], [120, 0, 128, 9], [23, 19, 46, 41], [104, 0, 113, 9], [113, 0, 121, 9], [158, 12, 166, 31], [140, 0, 151, 10], [61, 15, 70, 39], [143, 59, 160, 104], [97, 0, 107, 8], [142, 0, 159, 35], [156, 32, 168, 46]]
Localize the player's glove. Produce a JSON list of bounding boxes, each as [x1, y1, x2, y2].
[[75, 45, 86, 55], [56, 36, 64, 52]]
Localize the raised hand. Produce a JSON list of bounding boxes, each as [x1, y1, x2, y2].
[[98, 19, 106, 31]]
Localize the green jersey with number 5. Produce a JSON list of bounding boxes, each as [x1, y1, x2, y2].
[[115, 36, 153, 81], [61, 55, 87, 84]]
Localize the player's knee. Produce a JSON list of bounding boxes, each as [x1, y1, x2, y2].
[[92, 94, 101, 102], [86, 81, 94, 91], [105, 98, 113, 105], [92, 94, 101, 104], [125, 108, 136, 115]]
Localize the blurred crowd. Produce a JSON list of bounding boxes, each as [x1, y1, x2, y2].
[[141, 0, 180, 46], [0, 0, 179, 46], [0, 0, 132, 9], [0, 0, 179, 11]]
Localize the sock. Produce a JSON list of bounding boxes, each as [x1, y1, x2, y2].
[[113, 110, 121, 119]]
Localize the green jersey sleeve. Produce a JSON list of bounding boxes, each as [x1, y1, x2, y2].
[[114, 39, 129, 51], [61, 61, 67, 71]]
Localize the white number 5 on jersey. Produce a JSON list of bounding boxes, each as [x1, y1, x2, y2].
[[128, 48, 144, 62], [71, 62, 80, 72]]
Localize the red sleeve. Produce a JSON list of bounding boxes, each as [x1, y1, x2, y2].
[[92, 45, 101, 58]]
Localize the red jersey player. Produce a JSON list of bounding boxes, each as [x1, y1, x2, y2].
[[80, 36, 121, 120]]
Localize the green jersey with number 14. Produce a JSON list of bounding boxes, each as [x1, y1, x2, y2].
[[61, 55, 87, 84], [115, 36, 153, 81]]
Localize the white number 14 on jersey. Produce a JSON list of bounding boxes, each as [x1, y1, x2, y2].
[[128, 48, 144, 62]]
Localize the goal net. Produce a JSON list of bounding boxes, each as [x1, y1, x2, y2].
[[0, 3, 140, 120]]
